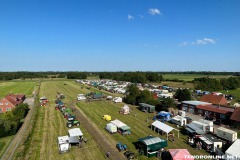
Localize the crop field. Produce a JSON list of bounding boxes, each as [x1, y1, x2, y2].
[[162, 74, 231, 82], [0, 81, 36, 98], [18, 81, 106, 160]]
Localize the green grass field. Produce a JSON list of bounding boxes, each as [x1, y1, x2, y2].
[[18, 81, 106, 160], [73, 83, 209, 160], [0, 136, 15, 158], [0, 81, 36, 98], [162, 74, 231, 82]]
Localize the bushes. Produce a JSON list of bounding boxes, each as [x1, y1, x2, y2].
[[0, 103, 29, 138]]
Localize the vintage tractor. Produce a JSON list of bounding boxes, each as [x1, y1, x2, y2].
[[66, 120, 80, 128], [116, 142, 127, 152], [124, 151, 135, 160]]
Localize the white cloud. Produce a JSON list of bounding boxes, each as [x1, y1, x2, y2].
[[192, 38, 216, 45], [148, 8, 161, 15], [180, 38, 216, 46], [128, 14, 134, 20]]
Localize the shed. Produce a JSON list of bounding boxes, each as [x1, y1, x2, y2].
[[137, 136, 167, 157], [169, 149, 194, 160], [151, 120, 179, 140], [139, 103, 155, 113], [225, 139, 240, 160]]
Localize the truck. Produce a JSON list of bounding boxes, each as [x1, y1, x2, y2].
[[216, 127, 238, 142]]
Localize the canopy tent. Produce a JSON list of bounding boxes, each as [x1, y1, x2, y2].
[[225, 139, 240, 160], [169, 149, 194, 160], [68, 128, 83, 137], [110, 119, 126, 128], [120, 105, 130, 114], [151, 120, 179, 140]]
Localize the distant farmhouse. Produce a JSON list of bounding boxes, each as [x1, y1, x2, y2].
[[0, 94, 26, 113]]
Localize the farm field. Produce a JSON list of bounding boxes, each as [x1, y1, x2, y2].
[[0, 81, 36, 98], [152, 81, 194, 89], [0, 136, 15, 158], [17, 81, 106, 160], [220, 88, 240, 103], [162, 74, 231, 82]]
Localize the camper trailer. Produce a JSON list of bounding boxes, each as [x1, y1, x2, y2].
[[216, 127, 237, 142], [170, 115, 187, 126], [113, 97, 122, 103], [192, 121, 211, 133], [58, 136, 70, 154], [77, 94, 86, 101]]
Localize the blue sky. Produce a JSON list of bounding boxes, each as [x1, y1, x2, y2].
[[0, 0, 239, 71]]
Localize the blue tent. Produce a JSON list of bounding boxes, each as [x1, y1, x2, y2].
[[156, 111, 171, 121]]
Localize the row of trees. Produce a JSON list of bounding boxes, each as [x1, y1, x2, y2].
[[99, 72, 164, 83], [193, 77, 240, 91], [0, 103, 29, 138], [124, 85, 192, 112], [66, 72, 88, 79]]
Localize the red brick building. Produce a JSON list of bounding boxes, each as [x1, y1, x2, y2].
[[0, 94, 26, 113], [200, 94, 228, 106]]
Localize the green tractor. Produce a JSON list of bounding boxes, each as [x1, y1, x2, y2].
[[66, 120, 80, 128]]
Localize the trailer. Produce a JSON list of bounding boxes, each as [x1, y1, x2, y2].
[[216, 127, 237, 142], [58, 136, 70, 154], [199, 119, 213, 132], [192, 121, 212, 133], [77, 94, 86, 101], [139, 103, 155, 113], [113, 97, 122, 103], [170, 115, 187, 126]]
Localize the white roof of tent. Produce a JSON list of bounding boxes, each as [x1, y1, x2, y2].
[[142, 137, 165, 145], [68, 128, 83, 137], [152, 120, 174, 133], [111, 119, 126, 128], [225, 139, 240, 157]]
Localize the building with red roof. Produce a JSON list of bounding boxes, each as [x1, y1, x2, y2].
[[0, 94, 26, 113], [200, 94, 228, 106], [230, 107, 240, 124]]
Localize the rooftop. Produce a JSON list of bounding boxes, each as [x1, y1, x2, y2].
[[181, 101, 211, 106]]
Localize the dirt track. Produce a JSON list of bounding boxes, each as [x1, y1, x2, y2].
[[1, 98, 35, 160], [74, 106, 126, 160]]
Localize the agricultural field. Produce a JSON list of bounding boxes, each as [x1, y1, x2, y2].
[[0, 136, 15, 158], [16, 81, 106, 160], [220, 88, 240, 103], [0, 81, 36, 98], [162, 74, 231, 82]]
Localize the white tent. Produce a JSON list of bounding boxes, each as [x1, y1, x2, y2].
[[120, 105, 130, 114], [110, 119, 126, 128], [225, 139, 240, 160], [151, 120, 179, 140], [68, 128, 83, 137]]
